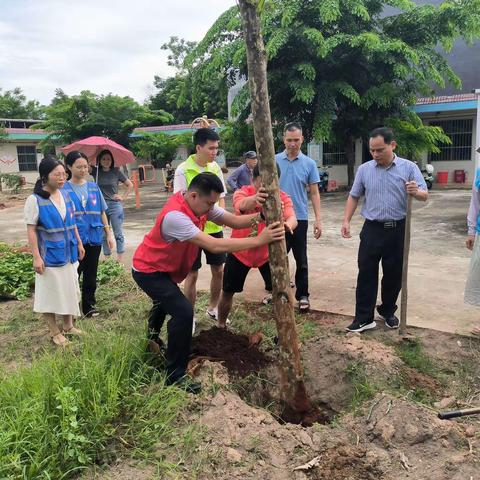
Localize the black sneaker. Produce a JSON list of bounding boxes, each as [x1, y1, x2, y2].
[[166, 376, 202, 395], [85, 308, 100, 318], [346, 320, 377, 333], [379, 314, 399, 329]]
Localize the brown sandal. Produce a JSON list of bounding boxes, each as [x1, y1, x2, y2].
[[63, 326, 84, 336], [51, 332, 70, 346]]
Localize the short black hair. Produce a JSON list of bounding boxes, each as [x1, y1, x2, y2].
[[284, 122, 303, 134], [369, 127, 395, 144], [252, 164, 281, 179], [188, 172, 224, 196], [193, 128, 220, 147]]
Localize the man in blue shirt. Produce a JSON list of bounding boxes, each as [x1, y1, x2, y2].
[[276, 122, 322, 312], [227, 151, 257, 191], [341, 127, 428, 333]]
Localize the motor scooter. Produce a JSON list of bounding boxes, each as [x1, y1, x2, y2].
[[318, 165, 331, 192]]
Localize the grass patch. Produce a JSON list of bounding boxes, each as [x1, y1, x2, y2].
[[345, 361, 376, 412], [394, 338, 436, 375], [0, 270, 199, 479], [0, 328, 197, 479]]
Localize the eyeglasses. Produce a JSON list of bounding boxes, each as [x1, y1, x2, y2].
[[244, 151, 257, 159]]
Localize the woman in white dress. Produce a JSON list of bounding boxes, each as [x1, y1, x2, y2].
[[465, 167, 480, 335], [24, 157, 85, 346]]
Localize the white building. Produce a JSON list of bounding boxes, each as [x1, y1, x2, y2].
[[0, 119, 50, 185], [310, 91, 480, 187]]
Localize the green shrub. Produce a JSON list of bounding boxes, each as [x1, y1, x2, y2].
[[0, 243, 34, 299], [97, 259, 124, 285], [0, 173, 23, 194]]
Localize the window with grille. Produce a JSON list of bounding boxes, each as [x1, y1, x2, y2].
[[323, 142, 347, 165], [16, 145, 37, 171], [428, 119, 473, 162]]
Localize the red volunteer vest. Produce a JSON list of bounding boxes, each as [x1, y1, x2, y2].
[[232, 185, 291, 268], [133, 192, 207, 283]]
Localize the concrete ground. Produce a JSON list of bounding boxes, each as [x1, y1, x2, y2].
[[1, 184, 478, 335]]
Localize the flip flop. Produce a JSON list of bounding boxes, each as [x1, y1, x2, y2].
[[471, 326, 480, 336]]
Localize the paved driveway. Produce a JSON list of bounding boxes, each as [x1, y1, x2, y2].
[[1, 185, 477, 334]]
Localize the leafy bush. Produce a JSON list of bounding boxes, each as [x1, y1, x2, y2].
[[0, 243, 34, 299], [97, 259, 124, 285], [0, 173, 24, 194]]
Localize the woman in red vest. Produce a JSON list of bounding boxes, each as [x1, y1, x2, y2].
[[132, 172, 285, 393]]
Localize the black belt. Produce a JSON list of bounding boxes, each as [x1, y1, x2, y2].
[[365, 218, 405, 229]]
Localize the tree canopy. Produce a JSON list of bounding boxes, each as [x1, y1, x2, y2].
[[183, 0, 480, 181], [147, 37, 229, 123], [131, 132, 192, 167], [38, 89, 173, 148], [0, 88, 44, 119]]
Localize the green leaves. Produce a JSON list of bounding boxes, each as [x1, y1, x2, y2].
[[295, 63, 316, 81], [317, 0, 341, 24], [0, 87, 44, 119], [0, 244, 34, 300], [39, 90, 171, 148]]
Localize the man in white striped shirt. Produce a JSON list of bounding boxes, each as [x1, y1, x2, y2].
[[341, 127, 428, 333]]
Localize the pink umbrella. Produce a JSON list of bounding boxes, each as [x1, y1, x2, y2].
[[60, 136, 136, 167]]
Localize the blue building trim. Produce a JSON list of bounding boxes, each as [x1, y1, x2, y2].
[[413, 100, 478, 113]]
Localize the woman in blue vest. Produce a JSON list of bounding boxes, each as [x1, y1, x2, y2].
[[24, 157, 85, 346], [64, 151, 114, 317]]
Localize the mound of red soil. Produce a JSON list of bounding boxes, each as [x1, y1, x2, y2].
[[191, 327, 271, 376]]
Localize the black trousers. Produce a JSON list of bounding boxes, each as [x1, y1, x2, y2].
[[77, 244, 102, 315], [286, 219, 309, 300], [355, 220, 405, 324], [132, 270, 193, 383]]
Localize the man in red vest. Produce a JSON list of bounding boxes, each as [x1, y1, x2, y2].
[[132, 172, 284, 393]]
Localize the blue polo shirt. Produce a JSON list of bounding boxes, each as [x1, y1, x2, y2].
[[276, 150, 320, 220]]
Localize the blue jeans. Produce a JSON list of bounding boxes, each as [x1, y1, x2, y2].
[[104, 200, 125, 255]]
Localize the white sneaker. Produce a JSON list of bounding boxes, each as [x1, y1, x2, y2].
[[206, 308, 231, 325]]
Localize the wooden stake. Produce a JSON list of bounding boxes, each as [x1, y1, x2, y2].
[[399, 195, 413, 335]]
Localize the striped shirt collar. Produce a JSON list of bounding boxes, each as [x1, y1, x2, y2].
[[374, 153, 397, 170]]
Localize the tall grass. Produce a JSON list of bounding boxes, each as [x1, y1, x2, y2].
[[0, 329, 190, 479]]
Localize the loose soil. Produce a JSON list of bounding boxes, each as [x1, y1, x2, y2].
[[191, 326, 271, 376], [182, 307, 480, 479]]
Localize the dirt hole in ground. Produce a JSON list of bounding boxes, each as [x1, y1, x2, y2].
[[190, 327, 336, 426]]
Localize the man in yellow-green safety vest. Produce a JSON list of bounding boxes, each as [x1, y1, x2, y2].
[[173, 128, 228, 329]]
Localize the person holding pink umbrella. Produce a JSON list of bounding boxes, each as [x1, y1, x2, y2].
[[92, 150, 133, 263]]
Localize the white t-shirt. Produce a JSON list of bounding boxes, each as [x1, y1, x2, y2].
[[173, 161, 227, 198], [161, 205, 226, 243], [24, 194, 67, 225]]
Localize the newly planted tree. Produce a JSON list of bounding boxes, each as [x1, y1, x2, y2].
[[238, 0, 310, 415]]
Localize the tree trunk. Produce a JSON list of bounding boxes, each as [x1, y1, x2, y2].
[[238, 0, 310, 413], [345, 136, 356, 187]]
